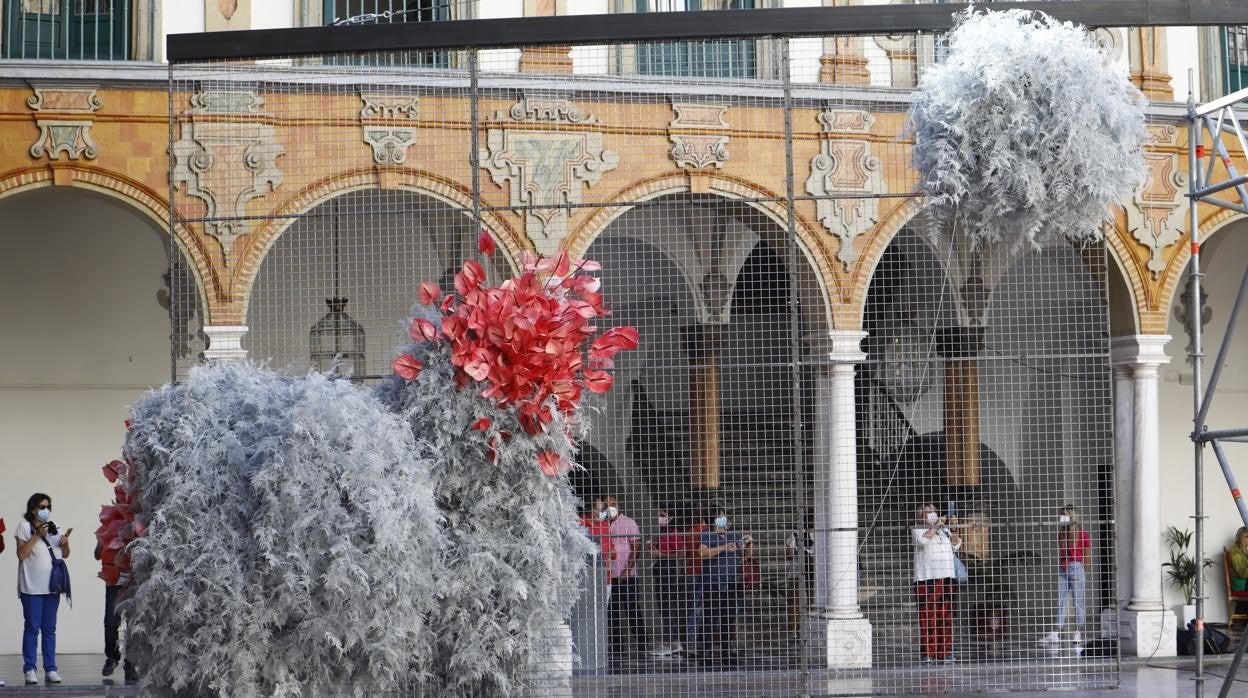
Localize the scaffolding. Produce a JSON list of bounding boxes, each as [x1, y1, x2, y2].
[[1187, 81, 1248, 698]]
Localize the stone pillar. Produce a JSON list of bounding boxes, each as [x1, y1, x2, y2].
[[684, 324, 723, 491], [1112, 335, 1174, 656], [812, 330, 872, 668], [1128, 28, 1174, 101], [939, 326, 985, 489], [1111, 360, 1136, 610], [202, 325, 248, 361], [519, 0, 573, 74], [818, 0, 871, 85]]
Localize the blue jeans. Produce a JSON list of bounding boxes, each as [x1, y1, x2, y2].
[[20, 593, 60, 673], [1056, 562, 1087, 628]]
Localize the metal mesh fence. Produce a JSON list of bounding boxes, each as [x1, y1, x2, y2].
[[169, 23, 1118, 697]]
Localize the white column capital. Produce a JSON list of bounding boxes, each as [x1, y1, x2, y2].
[[1110, 334, 1172, 368], [202, 325, 249, 361], [810, 329, 869, 364]]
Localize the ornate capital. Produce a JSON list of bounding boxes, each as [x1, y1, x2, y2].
[[1110, 334, 1172, 368], [26, 84, 102, 161], [171, 90, 284, 267], [360, 93, 419, 120], [806, 109, 882, 269], [359, 93, 421, 164], [668, 101, 730, 172]]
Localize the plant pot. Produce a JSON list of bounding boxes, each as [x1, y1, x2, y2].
[[1175, 604, 1197, 629]]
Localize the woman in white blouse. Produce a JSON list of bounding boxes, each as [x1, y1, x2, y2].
[[913, 502, 960, 664]]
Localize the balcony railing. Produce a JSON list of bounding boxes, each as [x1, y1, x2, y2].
[[2, 0, 131, 60]]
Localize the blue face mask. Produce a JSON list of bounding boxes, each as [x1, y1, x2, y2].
[[36, 509, 51, 523], [715, 516, 729, 529]]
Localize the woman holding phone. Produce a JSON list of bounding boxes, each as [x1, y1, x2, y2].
[[913, 502, 960, 664], [15, 492, 72, 686]]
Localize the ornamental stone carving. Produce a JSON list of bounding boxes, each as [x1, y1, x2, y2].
[[497, 93, 596, 125], [1127, 124, 1187, 278], [806, 109, 882, 269], [26, 84, 102, 161], [668, 101, 730, 171], [479, 98, 617, 254], [360, 93, 420, 120], [360, 93, 420, 164], [171, 89, 284, 267]]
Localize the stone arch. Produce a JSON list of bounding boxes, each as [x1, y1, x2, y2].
[[235, 167, 521, 321], [1153, 208, 1248, 334], [567, 172, 838, 334], [849, 197, 1153, 336], [0, 164, 213, 322]]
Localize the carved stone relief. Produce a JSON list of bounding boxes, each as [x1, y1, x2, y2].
[[1126, 124, 1187, 278], [26, 84, 102, 161], [479, 95, 618, 254], [170, 89, 284, 267], [805, 108, 882, 269], [360, 93, 420, 164], [668, 101, 730, 171]]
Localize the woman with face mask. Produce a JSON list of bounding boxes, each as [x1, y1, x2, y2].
[[697, 506, 752, 663], [648, 505, 686, 658], [15, 492, 72, 686], [1040, 505, 1090, 648], [913, 502, 960, 664]]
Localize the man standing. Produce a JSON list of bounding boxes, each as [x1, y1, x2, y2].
[[605, 495, 648, 669], [94, 543, 138, 683]]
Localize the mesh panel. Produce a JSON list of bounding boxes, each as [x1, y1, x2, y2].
[[170, 22, 1119, 697]]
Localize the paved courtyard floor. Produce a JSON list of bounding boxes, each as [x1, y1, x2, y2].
[[0, 654, 1241, 696]]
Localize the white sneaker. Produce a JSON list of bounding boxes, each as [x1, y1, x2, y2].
[[46, 670, 62, 684], [671, 643, 684, 654], [648, 644, 670, 657], [1072, 631, 1083, 644], [1039, 631, 1060, 644], [24, 670, 38, 685]]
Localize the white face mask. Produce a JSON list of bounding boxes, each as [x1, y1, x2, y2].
[[596, 509, 608, 521], [715, 515, 729, 529], [657, 516, 670, 527], [925, 512, 939, 526], [607, 506, 619, 520], [1059, 515, 1072, 524]]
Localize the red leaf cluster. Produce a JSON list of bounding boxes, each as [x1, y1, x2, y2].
[[393, 232, 639, 475], [96, 422, 144, 586]]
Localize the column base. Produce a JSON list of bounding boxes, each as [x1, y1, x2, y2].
[[532, 620, 573, 698], [1119, 608, 1175, 657], [823, 615, 873, 669]]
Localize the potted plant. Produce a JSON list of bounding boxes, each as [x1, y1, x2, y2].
[[1162, 526, 1212, 628]]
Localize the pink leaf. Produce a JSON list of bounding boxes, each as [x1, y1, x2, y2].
[[392, 354, 424, 381], [478, 229, 497, 256], [419, 282, 442, 306]]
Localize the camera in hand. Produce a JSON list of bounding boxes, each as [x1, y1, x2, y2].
[[46, 521, 58, 536]]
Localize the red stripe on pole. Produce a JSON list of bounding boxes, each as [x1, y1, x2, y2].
[[1233, 488, 1242, 499], [1192, 242, 1200, 254]]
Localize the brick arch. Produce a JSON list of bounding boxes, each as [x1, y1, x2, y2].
[[234, 167, 521, 322], [0, 164, 215, 321], [566, 172, 839, 334], [1152, 207, 1248, 334]]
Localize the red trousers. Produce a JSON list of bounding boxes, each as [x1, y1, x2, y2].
[[915, 578, 955, 660]]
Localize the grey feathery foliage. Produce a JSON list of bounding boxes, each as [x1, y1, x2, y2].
[[375, 304, 595, 698], [120, 361, 442, 698], [910, 8, 1147, 249]]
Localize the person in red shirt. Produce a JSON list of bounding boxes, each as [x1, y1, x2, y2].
[[1040, 504, 1091, 647], [579, 495, 614, 584]]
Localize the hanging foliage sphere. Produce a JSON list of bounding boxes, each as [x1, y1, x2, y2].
[[910, 9, 1148, 248]]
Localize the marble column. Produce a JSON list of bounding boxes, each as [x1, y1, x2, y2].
[[1112, 335, 1174, 656], [1111, 361, 1136, 610], [812, 329, 872, 668], [202, 325, 249, 361]]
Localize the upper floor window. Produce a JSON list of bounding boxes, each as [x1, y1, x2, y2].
[[628, 0, 758, 79], [1224, 26, 1248, 96], [324, 0, 451, 67], [3, 0, 131, 60]]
